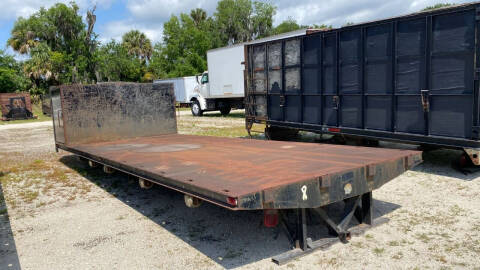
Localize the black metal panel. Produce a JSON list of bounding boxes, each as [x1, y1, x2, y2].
[[341, 96, 362, 128], [303, 96, 322, 124], [396, 58, 425, 94], [323, 35, 337, 95], [430, 54, 474, 94], [303, 68, 320, 94], [429, 96, 472, 138], [395, 96, 425, 134], [285, 95, 301, 122], [323, 95, 337, 126], [429, 10, 475, 138], [303, 35, 320, 65], [339, 29, 362, 94], [431, 10, 475, 53], [365, 96, 392, 131], [365, 24, 392, 94], [269, 95, 282, 121]]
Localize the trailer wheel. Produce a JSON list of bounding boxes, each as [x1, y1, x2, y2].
[[191, 100, 203, 116], [220, 105, 231, 116]]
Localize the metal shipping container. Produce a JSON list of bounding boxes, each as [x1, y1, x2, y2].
[[245, 3, 480, 164]]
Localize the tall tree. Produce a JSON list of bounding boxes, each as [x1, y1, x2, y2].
[[152, 12, 219, 78], [95, 40, 143, 82], [8, 2, 97, 90], [273, 18, 302, 35], [190, 8, 207, 26], [0, 50, 30, 93], [121, 30, 153, 61], [214, 0, 276, 44]]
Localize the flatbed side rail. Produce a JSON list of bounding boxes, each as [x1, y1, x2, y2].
[[56, 143, 238, 210]]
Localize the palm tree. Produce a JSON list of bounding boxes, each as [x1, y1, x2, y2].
[[121, 30, 153, 61], [190, 8, 207, 26], [8, 18, 38, 54]]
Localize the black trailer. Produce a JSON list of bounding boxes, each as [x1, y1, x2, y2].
[[52, 82, 421, 264], [245, 2, 480, 164]]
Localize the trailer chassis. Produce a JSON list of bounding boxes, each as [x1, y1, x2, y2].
[[273, 192, 384, 264]]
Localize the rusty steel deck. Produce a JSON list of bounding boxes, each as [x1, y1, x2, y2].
[[59, 134, 422, 210]]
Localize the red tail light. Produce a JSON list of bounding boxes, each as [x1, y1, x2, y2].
[[227, 197, 238, 206], [328, 127, 341, 133], [263, 209, 279, 227]]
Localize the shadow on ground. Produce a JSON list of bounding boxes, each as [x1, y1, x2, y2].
[[0, 181, 21, 270], [60, 155, 399, 268], [200, 111, 245, 119]]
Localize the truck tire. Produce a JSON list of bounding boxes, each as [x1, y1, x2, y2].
[[191, 100, 203, 116], [220, 105, 231, 116]]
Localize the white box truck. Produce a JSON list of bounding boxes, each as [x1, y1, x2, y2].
[[191, 45, 245, 116], [153, 76, 197, 107], [159, 29, 310, 116]]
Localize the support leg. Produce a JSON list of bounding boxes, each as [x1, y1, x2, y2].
[[296, 208, 307, 250], [355, 192, 373, 225], [362, 192, 373, 225], [273, 194, 381, 265]]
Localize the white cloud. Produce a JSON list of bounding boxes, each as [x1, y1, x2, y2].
[[99, 0, 219, 44], [0, 0, 112, 20], [272, 0, 472, 27], [126, 0, 218, 22], [98, 19, 164, 44]]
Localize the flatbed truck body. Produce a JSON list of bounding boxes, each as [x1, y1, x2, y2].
[[51, 82, 421, 263]]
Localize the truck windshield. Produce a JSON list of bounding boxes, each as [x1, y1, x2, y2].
[[201, 74, 208, 84]]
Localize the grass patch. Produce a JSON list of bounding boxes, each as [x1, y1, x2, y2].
[[388, 240, 400, 246], [351, 241, 364, 248], [0, 103, 51, 125], [372, 247, 385, 256], [392, 251, 403, 260], [1, 157, 95, 211], [415, 233, 432, 243], [18, 190, 39, 203]]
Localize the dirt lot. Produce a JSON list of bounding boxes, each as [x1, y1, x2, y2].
[[1, 111, 480, 269]]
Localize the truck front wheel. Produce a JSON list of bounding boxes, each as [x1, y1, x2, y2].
[[191, 100, 203, 116]]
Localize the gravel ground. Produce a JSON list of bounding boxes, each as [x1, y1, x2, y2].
[[0, 115, 479, 270]]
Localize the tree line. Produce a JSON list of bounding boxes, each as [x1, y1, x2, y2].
[[0, 1, 451, 97]]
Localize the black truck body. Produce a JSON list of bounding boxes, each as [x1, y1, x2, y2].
[[245, 3, 480, 164]]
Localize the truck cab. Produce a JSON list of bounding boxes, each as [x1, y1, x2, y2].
[[197, 71, 210, 99], [190, 71, 243, 116]]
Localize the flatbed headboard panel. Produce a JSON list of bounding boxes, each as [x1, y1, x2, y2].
[[56, 82, 177, 145]]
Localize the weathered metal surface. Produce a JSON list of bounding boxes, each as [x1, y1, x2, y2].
[[58, 82, 177, 144], [0, 93, 34, 121], [61, 133, 421, 210]]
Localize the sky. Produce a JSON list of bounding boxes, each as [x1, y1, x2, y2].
[[0, 0, 473, 56]]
